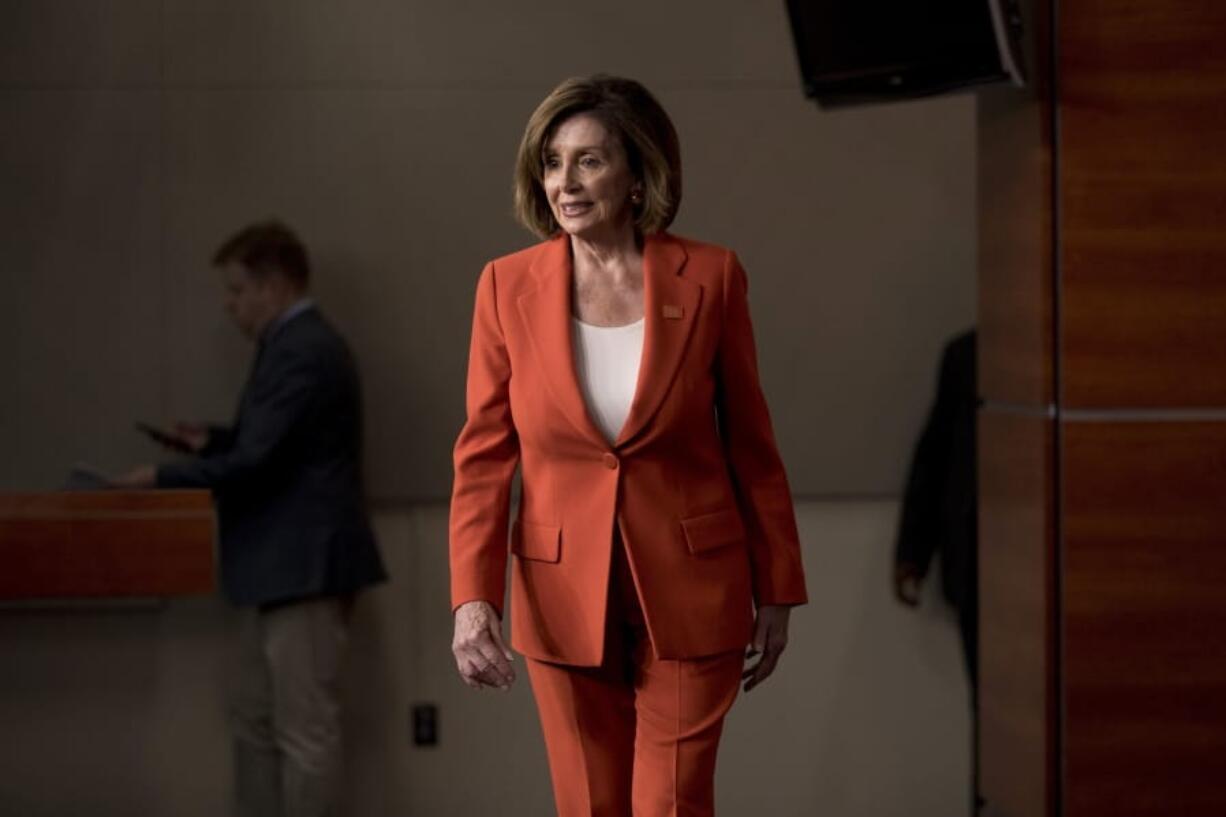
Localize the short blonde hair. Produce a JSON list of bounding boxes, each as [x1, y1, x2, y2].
[[513, 75, 682, 238]]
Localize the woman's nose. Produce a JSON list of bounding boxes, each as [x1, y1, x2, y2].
[[560, 162, 581, 191]]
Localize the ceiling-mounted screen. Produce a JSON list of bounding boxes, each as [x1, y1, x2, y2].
[[786, 0, 1026, 108]]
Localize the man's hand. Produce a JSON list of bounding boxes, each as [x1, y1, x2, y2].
[[743, 604, 792, 693], [111, 465, 157, 489], [173, 422, 210, 453], [894, 562, 924, 607], [452, 600, 516, 691]]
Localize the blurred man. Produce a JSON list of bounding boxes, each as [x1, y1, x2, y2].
[[116, 221, 386, 817], [893, 328, 980, 815]]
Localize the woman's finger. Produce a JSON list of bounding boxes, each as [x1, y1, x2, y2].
[[742, 620, 789, 691], [487, 617, 515, 663], [457, 656, 487, 690], [743, 649, 780, 692], [456, 630, 513, 688], [473, 638, 515, 688], [462, 651, 512, 691], [745, 626, 765, 660]]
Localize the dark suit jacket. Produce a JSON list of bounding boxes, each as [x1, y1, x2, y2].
[[895, 330, 977, 611], [158, 306, 386, 607]]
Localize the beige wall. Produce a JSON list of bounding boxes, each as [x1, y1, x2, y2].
[[0, 0, 976, 499], [0, 501, 971, 816]]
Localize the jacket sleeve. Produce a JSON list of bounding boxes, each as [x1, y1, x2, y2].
[[715, 251, 808, 606], [449, 262, 520, 615], [894, 340, 957, 574], [156, 345, 319, 491], [201, 425, 237, 457]]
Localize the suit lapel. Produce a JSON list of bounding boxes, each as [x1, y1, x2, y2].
[[516, 236, 608, 448], [237, 308, 313, 426], [615, 234, 700, 447], [234, 342, 267, 430], [516, 233, 701, 450]]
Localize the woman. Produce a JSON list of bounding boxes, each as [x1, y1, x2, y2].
[[449, 74, 807, 816]]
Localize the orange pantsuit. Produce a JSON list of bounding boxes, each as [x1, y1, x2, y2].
[[450, 232, 807, 815]]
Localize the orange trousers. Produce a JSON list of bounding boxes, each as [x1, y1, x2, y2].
[[525, 530, 743, 817]]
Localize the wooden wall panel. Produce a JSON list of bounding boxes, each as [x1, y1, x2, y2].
[[1062, 421, 1226, 817], [1059, 0, 1226, 407], [977, 0, 1054, 407], [978, 409, 1056, 817], [982, 3, 1226, 815], [978, 85, 1054, 407], [976, 3, 1058, 814]]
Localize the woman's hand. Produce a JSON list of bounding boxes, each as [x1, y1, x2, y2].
[[742, 604, 792, 693], [452, 600, 516, 691]]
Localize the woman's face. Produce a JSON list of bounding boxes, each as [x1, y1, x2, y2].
[[542, 113, 639, 242]]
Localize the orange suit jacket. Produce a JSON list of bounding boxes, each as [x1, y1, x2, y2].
[[450, 232, 807, 666]]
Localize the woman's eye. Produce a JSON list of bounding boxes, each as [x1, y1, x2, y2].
[[580, 156, 600, 168]]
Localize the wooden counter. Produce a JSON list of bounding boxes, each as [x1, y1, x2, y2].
[[0, 491, 216, 599]]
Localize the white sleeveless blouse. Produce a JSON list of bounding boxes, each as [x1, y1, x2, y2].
[[571, 317, 645, 444]]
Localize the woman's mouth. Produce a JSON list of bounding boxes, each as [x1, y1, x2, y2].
[[559, 202, 593, 217]]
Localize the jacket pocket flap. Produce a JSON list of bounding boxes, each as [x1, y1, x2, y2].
[[681, 508, 746, 555], [511, 521, 561, 563]]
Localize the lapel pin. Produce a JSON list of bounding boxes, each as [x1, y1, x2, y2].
[[662, 304, 684, 320]]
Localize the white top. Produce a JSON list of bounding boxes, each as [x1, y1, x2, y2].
[[571, 317, 645, 444]]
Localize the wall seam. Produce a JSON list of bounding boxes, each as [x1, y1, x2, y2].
[[1049, 0, 1065, 811]]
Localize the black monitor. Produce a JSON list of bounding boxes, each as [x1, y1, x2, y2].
[[785, 0, 1026, 108]]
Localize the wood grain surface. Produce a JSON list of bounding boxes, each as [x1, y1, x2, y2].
[[1062, 420, 1226, 817], [0, 491, 216, 599], [1059, 0, 1226, 407], [978, 409, 1056, 817], [978, 78, 1054, 407]]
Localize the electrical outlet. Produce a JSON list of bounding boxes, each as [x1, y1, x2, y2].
[[412, 703, 438, 747]]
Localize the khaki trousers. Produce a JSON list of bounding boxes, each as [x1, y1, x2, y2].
[[231, 596, 351, 817], [525, 532, 743, 817]]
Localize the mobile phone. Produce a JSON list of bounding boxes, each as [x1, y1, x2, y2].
[[135, 421, 193, 454]]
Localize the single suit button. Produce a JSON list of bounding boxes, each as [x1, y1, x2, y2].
[[602, 453, 619, 470]]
